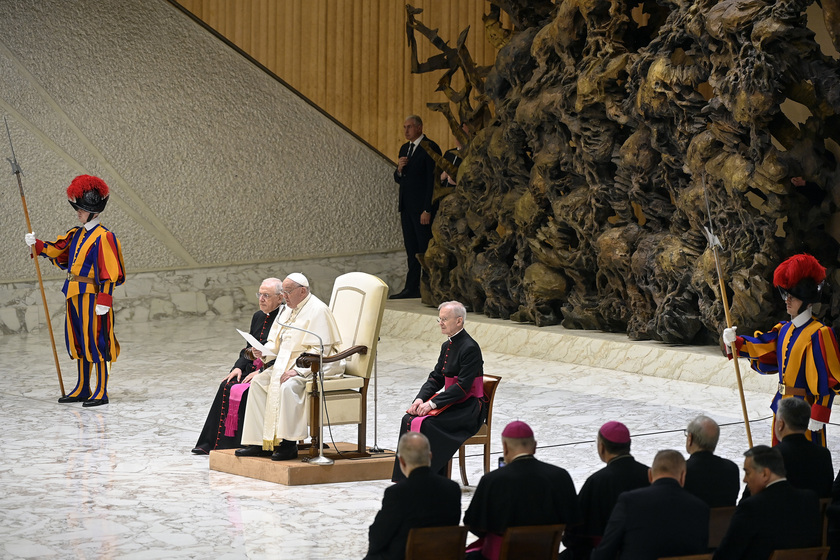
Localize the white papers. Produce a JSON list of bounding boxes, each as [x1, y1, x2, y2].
[[236, 329, 277, 357]]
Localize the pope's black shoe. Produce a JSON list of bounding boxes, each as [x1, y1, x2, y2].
[[58, 395, 88, 404], [83, 398, 109, 407], [235, 445, 271, 458], [271, 440, 299, 461]]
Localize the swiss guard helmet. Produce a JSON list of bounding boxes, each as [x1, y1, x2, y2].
[[67, 175, 109, 214], [773, 253, 826, 304]]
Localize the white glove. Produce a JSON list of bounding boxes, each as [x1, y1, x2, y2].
[[24, 232, 36, 247], [722, 326, 737, 350], [95, 305, 110, 316], [808, 418, 825, 432]]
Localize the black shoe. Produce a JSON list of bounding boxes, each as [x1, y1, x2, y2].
[[235, 445, 271, 458], [58, 395, 88, 404], [389, 288, 421, 300], [191, 446, 210, 455], [271, 440, 299, 461], [82, 398, 109, 407]]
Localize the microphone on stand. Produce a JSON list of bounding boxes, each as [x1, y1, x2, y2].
[[277, 320, 334, 466]]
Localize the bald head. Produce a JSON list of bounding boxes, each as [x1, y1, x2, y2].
[[397, 432, 432, 476], [650, 449, 687, 485]]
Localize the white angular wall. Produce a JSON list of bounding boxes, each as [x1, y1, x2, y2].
[[0, 0, 405, 332]]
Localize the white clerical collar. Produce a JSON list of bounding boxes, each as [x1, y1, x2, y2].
[[792, 307, 812, 328], [412, 134, 425, 149], [447, 328, 464, 341], [84, 217, 101, 231]]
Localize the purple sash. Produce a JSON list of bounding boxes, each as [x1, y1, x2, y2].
[[409, 375, 483, 432], [224, 383, 250, 437]]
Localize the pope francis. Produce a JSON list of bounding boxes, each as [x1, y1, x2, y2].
[[235, 272, 344, 461]]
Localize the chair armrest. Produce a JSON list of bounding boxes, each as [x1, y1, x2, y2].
[[295, 345, 368, 371]]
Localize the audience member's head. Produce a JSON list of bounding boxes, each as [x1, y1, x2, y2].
[[743, 445, 786, 495], [437, 301, 466, 337], [397, 432, 432, 477], [501, 421, 537, 464], [649, 449, 687, 485], [257, 277, 284, 313], [597, 421, 631, 462], [282, 273, 310, 308], [685, 415, 720, 454], [774, 397, 811, 440]]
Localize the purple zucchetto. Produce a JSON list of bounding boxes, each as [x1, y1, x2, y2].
[[599, 421, 631, 444], [502, 420, 534, 439]]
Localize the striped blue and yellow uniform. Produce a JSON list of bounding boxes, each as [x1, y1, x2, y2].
[[735, 318, 840, 446], [36, 224, 125, 400]]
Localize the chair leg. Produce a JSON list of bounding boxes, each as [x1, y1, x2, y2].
[[446, 458, 452, 479], [459, 445, 468, 486], [483, 442, 490, 476]]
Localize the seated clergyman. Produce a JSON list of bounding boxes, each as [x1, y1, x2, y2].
[[191, 277, 284, 454], [235, 273, 344, 461]]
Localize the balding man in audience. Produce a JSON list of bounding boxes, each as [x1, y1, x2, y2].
[[464, 421, 580, 560], [714, 445, 821, 560], [774, 396, 834, 497], [592, 449, 709, 560], [365, 432, 460, 560], [683, 415, 740, 507], [561, 421, 649, 560]]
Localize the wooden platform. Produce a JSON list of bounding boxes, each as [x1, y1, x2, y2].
[[209, 442, 396, 486]]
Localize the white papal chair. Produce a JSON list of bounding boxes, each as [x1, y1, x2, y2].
[[295, 272, 388, 457]]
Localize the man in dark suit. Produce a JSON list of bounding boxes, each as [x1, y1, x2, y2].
[[464, 420, 580, 560], [591, 449, 709, 560], [365, 432, 461, 560], [683, 415, 740, 507], [775, 396, 834, 497], [714, 445, 821, 560], [391, 114, 441, 299], [561, 421, 650, 560]]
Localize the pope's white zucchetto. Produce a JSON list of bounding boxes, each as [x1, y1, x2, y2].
[[286, 272, 309, 287]]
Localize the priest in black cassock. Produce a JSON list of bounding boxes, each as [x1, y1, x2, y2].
[[191, 277, 284, 454], [391, 301, 486, 482]]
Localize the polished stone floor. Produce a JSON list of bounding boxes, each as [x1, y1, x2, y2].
[[2, 302, 840, 559]]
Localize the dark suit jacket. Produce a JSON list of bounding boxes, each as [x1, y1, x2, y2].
[[714, 480, 821, 560], [464, 455, 581, 536], [562, 454, 650, 558], [365, 466, 461, 560], [591, 477, 709, 560], [777, 433, 834, 497], [393, 135, 441, 216], [684, 450, 741, 507]]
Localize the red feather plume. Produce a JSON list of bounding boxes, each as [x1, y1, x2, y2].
[[66, 175, 109, 199], [773, 254, 826, 289]]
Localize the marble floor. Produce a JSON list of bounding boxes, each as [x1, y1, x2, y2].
[[2, 302, 840, 559]]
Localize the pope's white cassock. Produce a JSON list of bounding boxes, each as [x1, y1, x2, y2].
[[240, 292, 344, 450]]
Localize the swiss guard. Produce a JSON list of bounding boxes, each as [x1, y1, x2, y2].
[[25, 175, 125, 407], [723, 254, 840, 446]]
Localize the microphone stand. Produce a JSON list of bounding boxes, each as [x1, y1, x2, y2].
[[369, 336, 384, 453], [278, 320, 334, 466]]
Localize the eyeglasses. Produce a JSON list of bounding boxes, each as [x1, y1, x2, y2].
[[437, 316, 457, 324], [281, 286, 304, 297], [778, 288, 791, 302], [683, 429, 689, 437], [256, 292, 277, 300]]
